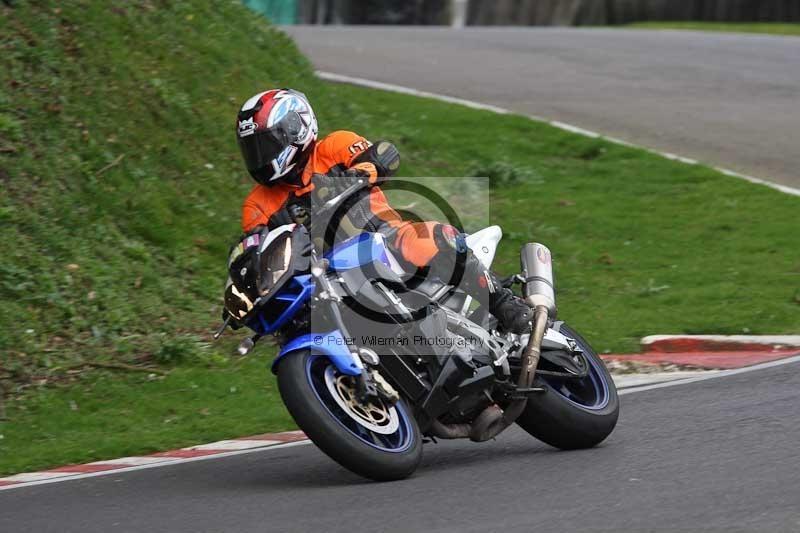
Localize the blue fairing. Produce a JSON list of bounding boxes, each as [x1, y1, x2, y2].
[[272, 330, 363, 376], [325, 232, 393, 271], [247, 275, 315, 335], [261, 234, 390, 376]]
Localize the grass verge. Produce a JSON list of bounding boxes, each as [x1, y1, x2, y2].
[[627, 22, 800, 36], [0, 355, 294, 475], [2, 2, 799, 475]]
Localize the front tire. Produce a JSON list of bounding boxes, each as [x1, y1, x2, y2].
[[516, 324, 619, 450], [277, 351, 422, 481]]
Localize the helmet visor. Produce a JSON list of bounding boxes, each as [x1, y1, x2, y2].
[[238, 112, 305, 181], [238, 130, 284, 176]]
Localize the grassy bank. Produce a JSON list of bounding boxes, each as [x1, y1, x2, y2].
[[628, 22, 800, 36], [2, 2, 799, 474], [0, 356, 294, 475], [1, 0, 306, 474]]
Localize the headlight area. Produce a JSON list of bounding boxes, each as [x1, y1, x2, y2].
[[260, 235, 293, 295], [223, 223, 313, 328]]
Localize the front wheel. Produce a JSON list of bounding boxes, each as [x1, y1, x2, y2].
[[277, 351, 422, 481], [516, 323, 619, 449]]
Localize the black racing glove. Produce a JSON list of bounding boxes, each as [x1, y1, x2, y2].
[[310, 168, 372, 210]]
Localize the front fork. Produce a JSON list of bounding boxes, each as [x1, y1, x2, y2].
[[309, 253, 397, 404]]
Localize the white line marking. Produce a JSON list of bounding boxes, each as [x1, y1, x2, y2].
[[613, 371, 720, 389], [661, 152, 699, 165], [186, 439, 282, 451], [550, 120, 600, 138], [89, 456, 175, 466], [1, 472, 77, 483], [619, 354, 800, 395], [715, 168, 800, 196], [602, 135, 636, 147], [641, 334, 800, 348], [316, 71, 800, 197], [317, 71, 514, 116], [3, 354, 800, 492], [0, 440, 312, 492]]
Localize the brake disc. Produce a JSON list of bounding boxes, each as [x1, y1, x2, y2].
[[323, 366, 400, 434]]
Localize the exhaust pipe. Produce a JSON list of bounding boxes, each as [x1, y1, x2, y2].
[[468, 305, 548, 442], [432, 243, 556, 442], [429, 419, 472, 439]]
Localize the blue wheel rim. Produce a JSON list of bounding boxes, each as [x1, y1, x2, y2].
[[541, 338, 611, 411], [305, 355, 415, 453]]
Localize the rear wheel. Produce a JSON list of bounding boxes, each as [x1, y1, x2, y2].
[[277, 350, 422, 481], [516, 324, 619, 449]]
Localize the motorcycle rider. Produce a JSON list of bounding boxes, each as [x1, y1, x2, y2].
[[235, 89, 532, 334]]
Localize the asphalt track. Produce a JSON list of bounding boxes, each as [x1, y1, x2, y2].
[[284, 26, 800, 190], [2, 361, 799, 533]]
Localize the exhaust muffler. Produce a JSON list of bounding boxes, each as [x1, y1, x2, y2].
[[520, 242, 557, 318]]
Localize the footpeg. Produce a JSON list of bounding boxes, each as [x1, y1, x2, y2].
[[236, 334, 260, 356]]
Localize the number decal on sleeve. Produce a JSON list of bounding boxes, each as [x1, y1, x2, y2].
[[348, 140, 371, 155]]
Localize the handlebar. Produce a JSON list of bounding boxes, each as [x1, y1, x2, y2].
[[308, 177, 381, 233], [316, 178, 369, 218]]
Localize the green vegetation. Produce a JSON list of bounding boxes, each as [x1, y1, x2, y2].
[[0, 356, 294, 475], [628, 21, 800, 36], [2, 1, 799, 474], [1, 0, 305, 474]]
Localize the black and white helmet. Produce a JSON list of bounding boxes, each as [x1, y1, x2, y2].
[[236, 89, 318, 185]]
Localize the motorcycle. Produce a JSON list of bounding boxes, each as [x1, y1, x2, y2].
[[216, 179, 619, 481]]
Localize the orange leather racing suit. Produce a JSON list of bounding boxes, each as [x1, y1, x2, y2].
[[240, 130, 534, 335], [241, 130, 448, 269]]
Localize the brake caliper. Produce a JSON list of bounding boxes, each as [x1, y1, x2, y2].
[[371, 370, 400, 405]]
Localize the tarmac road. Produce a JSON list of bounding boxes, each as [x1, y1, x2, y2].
[[2, 361, 799, 533], [284, 27, 800, 190]]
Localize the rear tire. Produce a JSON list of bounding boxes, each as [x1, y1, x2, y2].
[[277, 350, 422, 481], [516, 324, 619, 450]]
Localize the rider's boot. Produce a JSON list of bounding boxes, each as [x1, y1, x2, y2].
[[479, 270, 533, 334], [459, 253, 533, 334]]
